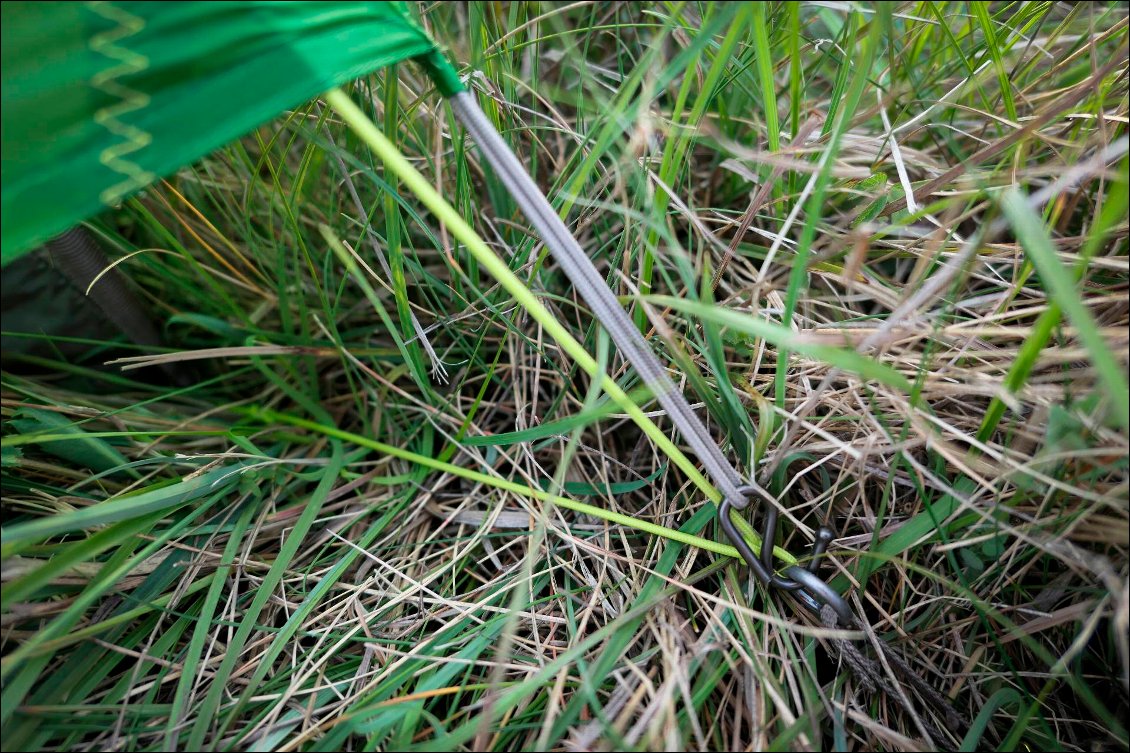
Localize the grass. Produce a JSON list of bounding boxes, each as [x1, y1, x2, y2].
[[2, 1, 1128, 750]]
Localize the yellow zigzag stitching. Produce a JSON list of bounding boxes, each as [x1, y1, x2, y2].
[[87, 1, 156, 205]]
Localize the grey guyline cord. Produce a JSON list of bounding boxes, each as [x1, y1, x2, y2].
[[448, 92, 748, 505], [448, 90, 852, 618]]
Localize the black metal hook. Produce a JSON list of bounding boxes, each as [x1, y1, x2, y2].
[[719, 486, 853, 624]]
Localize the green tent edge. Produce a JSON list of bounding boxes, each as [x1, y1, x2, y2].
[[0, 39, 463, 266]]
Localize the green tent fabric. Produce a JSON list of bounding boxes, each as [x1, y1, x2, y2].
[[0, 1, 461, 264]]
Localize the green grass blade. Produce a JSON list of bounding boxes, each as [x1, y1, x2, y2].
[[1000, 187, 1130, 432]]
